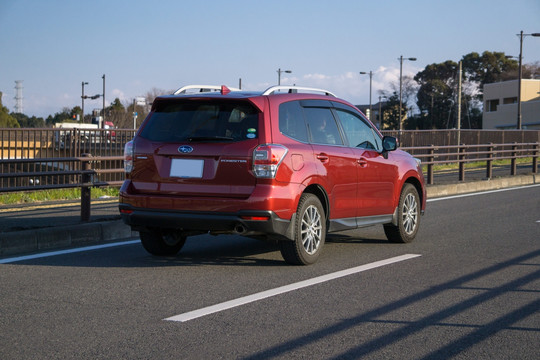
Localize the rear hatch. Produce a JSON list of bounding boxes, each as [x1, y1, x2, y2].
[[130, 98, 261, 198]]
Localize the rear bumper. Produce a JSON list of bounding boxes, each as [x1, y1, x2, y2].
[[119, 203, 295, 240]]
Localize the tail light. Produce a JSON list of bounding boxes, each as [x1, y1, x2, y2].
[[252, 144, 288, 178], [124, 140, 134, 173]]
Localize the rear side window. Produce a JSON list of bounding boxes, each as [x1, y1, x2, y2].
[[139, 100, 259, 142], [279, 101, 308, 142]]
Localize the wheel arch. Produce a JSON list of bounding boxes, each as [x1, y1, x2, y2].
[[303, 184, 329, 221], [403, 176, 424, 209]]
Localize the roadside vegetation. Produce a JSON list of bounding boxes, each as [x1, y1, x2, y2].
[[0, 187, 119, 206], [422, 157, 533, 173]]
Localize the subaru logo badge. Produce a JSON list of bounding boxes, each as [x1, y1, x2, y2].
[[178, 145, 193, 154]]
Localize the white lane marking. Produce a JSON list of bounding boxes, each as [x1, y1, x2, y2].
[[0, 240, 140, 264], [427, 183, 540, 203], [164, 254, 422, 322]]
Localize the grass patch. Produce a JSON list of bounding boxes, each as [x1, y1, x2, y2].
[[0, 187, 119, 205], [422, 157, 534, 173]]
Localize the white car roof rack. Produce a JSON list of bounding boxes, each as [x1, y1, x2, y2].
[[173, 85, 241, 95], [262, 85, 336, 97]]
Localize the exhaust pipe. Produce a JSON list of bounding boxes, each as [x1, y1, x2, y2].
[[234, 224, 246, 234]]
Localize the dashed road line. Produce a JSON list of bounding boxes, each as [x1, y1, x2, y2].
[[164, 254, 422, 322]]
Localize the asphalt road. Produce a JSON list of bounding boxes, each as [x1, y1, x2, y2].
[[1, 185, 539, 359]]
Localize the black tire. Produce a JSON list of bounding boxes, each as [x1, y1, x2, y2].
[[279, 194, 326, 265], [384, 183, 420, 243], [139, 229, 186, 256]]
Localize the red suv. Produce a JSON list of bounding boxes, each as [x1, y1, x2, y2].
[[119, 85, 426, 264]]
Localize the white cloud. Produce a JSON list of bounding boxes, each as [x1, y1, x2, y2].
[[299, 65, 424, 105], [111, 88, 126, 101], [303, 73, 331, 81]]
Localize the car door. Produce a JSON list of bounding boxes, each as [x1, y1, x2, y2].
[[302, 103, 358, 223], [333, 107, 398, 218]]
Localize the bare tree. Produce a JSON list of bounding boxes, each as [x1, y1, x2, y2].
[[145, 87, 172, 106], [386, 75, 419, 117]]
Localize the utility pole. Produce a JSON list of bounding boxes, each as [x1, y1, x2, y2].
[[81, 81, 88, 123], [457, 61, 462, 145], [133, 99, 137, 129]]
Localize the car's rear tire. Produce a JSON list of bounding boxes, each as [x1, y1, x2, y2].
[[279, 194, 326, 265], [384, 183, 420, 243], [139, 229, 186, 256]]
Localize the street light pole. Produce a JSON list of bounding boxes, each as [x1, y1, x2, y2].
[[81, 81, 88, 123], [277, 68, 292, 85], [516, 31, 540, 129], [457, 61, 462, 146], [518, 31, 524, 129], [360, 71, 373, 123], [398, 56, 416, 133], [378, 95, 387, 130], [102, 74, 106, 125]]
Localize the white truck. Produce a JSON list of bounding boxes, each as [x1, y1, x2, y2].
[[54, 120, 116, 149]]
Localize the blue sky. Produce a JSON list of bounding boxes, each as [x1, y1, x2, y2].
[[1, 0, 539, 118]]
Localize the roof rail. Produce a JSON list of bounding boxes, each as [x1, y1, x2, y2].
[[173, 85, 241, 95], [262, 86, 336, 97]]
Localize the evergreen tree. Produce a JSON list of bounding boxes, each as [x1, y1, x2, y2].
[[0, 92, 20, 128], [11, 113, 45, 128]]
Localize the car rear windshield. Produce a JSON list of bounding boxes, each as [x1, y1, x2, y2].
[[139, 100, 259, 142]]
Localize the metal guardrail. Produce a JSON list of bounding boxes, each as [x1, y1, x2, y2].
[[0, 128, 538, 221], [403, 142, 539, 184], [0, 127, 134, 221], [0, 154, 124, 221]]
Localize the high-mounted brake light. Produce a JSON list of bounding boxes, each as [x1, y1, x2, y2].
[[252, 144, 288, 178], [221, 85, 231, 95]]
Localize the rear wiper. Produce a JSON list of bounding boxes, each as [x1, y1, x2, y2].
[[188, 136, 234, 142]]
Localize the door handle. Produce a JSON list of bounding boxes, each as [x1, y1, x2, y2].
[[316, 153, 329, 162], [357, 158, 368, 168]]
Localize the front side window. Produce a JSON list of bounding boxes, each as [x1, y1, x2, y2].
[[139, 100, 259, 142], [335, 109, 381, 151], [304, 107, 343, 145]]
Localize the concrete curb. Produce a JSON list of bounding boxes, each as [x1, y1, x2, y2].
[[427, 174, 539, 198], [0, 220, 137, 257]]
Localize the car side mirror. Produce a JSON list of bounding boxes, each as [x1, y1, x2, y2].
[[382, 136, 397, 152]]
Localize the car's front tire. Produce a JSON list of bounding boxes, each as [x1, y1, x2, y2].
[[140, 229, 186, 256], [280, 194, 326, 265], [384, 183, 420, 243]]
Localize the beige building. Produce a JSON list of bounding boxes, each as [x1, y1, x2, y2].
[[483, 79, 540, 129]]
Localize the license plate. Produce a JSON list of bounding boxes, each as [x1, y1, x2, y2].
[[170, 159, 204, 178]]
